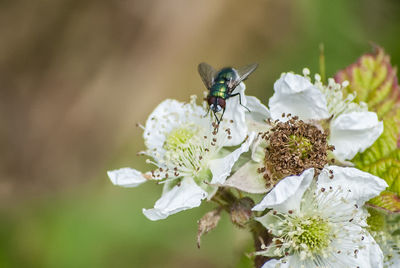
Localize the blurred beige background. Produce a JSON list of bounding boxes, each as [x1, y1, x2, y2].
[[1, 0, 295, 200], [1, 0, 400, 267]]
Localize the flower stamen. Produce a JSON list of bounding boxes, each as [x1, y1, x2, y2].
[[262, 116, 334, 182]]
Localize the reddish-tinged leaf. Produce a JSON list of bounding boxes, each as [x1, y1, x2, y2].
[[335, 46, 400, 212], [335, 46, 400, 119], [368, 191, 400, 213]]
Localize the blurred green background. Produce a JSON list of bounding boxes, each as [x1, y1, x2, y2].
[[1, 0, 400, 267]]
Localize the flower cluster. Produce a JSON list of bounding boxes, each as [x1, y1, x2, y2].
[[108, 49, 400, 268]]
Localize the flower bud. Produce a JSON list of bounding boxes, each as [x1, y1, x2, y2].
[[230, 197, 255, 228]]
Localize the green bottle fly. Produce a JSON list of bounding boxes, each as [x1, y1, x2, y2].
[[198, 63, 258, 124]]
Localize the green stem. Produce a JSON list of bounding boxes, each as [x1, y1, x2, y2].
[[211, 188, 237, 212]]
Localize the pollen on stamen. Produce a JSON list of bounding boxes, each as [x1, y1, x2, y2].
[[302, 68, 310, 76], [135, 122, 145, 130]]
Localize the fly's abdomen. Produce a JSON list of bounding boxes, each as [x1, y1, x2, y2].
[[210, 84, 228, 99]]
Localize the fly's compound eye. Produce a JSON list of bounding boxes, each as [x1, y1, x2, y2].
[[217, 98, 226, 110]]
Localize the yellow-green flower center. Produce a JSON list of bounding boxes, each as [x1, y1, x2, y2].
[[161, 125, 209, 178], [288, 134, 312, 159], [293, 215, 331, 254], [164, 126, 196, 151]]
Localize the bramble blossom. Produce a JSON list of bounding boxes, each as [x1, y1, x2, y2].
[[108, 84, 267, 220], [253, 167, 387, 268]]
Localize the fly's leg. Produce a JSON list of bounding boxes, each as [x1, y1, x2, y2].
[[213, 111, 221, 125], [230, 93, 250, 112], [203, 106, 210, 117], [219, 108, 225, 123], [212, 108, 225, 133]]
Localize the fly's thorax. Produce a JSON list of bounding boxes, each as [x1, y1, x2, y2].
[[257, 116, 335, 188], [210, 83, 229, 98], [215, 67, 239, 83]]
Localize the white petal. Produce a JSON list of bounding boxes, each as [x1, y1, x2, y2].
[[357, 233, 384, 268], [251, 136, 268, 162], [143, 177, 207, 221], [209, 132, 256, 185], [252, 168, 315, 213], [144, 99, 205, 153], [224, 161, 269, 194], [318, 166, 387, 206], [386, 252, 400, 267], [256, 213, 283, 236], [261, 258, 291, 268], [107, 168, 148, 187], [245, 96, 271, 133], [246, 96, 270, 122], [330, 111, 384, 161], [330, 229, 383, 268], [200, 182, 219, 201], [269, 73, 330, 121], [220, 82, 248, 146]]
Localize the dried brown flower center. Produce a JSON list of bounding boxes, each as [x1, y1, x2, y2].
[[262, 116, 334, 186]]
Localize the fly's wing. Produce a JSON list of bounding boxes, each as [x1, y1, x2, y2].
[[198, 62, 217, 90], [231, 63, 258, 91]]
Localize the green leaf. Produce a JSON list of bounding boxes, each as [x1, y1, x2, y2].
[[335, 46, 400, 212], [352, 119, 400, 194], [368, 191, 400, 213], [235, 253, 254, 268]]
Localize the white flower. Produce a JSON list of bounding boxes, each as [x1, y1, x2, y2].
[[369, 217, 400, 268], [253, 166, 388, 268], [108, 168, 149, 187], [108, 87, 265, 220], [380, 236, 400, 268], [225, 116, 332, 194], [269, 71, 383, 162]]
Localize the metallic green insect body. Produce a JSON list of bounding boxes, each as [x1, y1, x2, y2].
[[198, 63, 258, 125], [210, 68, 238, 99]]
